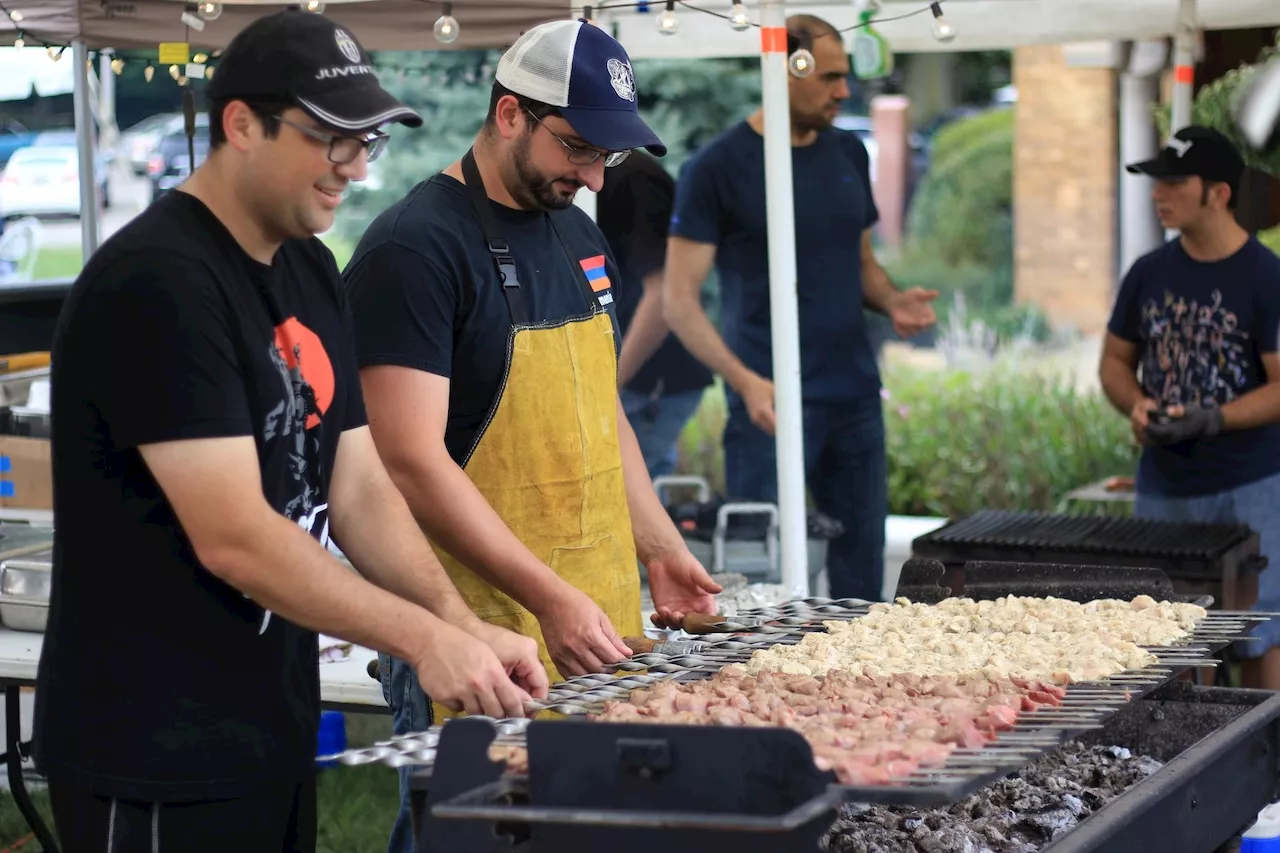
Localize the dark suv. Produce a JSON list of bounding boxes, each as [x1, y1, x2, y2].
[[146, 124, 210, 203]]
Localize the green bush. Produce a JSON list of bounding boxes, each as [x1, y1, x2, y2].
[[1261, 225, 1280, 256], [673, 366, 1138, 519]]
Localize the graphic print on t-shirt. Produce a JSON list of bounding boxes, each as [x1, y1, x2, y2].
[[580, 254, 613, 307], [1140, 288, 1250, 407]]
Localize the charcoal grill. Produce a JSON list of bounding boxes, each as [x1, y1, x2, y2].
[[910, 510, 1268, 613]]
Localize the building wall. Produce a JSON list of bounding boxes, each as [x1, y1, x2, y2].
[[1012, 45, 1118, 335]]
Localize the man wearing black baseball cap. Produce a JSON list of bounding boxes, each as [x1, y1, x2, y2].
[[34, 10, 546, 851], [1101, 124, 1280, 689], [343, 20, 721, 853]]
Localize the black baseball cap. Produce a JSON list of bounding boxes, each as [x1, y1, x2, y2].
[[207, 10, 422, 133], [1125, 125, 1244, 187]]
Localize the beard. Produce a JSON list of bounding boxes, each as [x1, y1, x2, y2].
[[505, 130, 582, 212]]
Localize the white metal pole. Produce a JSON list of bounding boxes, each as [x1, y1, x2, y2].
[[1170, 0, 1196, 134], [72, 39, 101, 261], [759, 0, 809, 598]]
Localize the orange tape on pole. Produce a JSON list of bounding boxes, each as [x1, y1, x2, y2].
[[1174, 65, 1194, 84], [760, 26, 787, 53]]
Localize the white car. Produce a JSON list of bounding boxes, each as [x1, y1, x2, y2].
[[0, 144, 102, 219]]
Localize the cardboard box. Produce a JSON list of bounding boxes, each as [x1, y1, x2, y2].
[[0, 436, 51, 510]]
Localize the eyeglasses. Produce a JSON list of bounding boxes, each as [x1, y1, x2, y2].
[[274, 115, 390, 164], [524, 109, 629, 168]]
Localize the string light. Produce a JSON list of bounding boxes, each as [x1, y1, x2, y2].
[[12, 33, 21, 50], [303, 0, 326, 12], [929, 2, 956, 42], [657, 0, 678, 35], [46, 45, 63, 61], [788, 47, 815, 77], [195, 1, 221, 21], [168, 63, 180, 80], [110, 56, 124, 74], [144, 62, 155, 82], [728, 2, 750, 31], [433, 2, 459, 43]]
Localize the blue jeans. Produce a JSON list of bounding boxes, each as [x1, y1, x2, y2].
[[1135, 470, 1280, 658], [378, 654, 431, 853], [723, 397, 887, 602], [620, 387, 705, 479]]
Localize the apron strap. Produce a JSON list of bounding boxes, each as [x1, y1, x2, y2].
[[461, 149, 529, 326]]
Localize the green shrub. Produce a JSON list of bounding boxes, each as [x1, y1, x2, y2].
[[673, 365, 1138, 519], [1261, 225, 1280, 256]]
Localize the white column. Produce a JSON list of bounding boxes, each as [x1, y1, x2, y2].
[[1169, 0, 1197, 135], [1119, 40, 1166, 277], [72, 39, 101, 261], [759, 0, 809, 599]]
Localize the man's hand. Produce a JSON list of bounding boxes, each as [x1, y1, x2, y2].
[[1146, 404, 1224, 446], [466, 620, 549, 700], [740, 372, 776, 435], [646, 548, 722, 629], [1129, 398, 1159, 445], [412, 623, 533, 719], [533, 586, 632, 677], [886, 288, 940, 338]]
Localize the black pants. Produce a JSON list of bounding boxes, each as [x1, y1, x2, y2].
[[48, 775, 317, 853]]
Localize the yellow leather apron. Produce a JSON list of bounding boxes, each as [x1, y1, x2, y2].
[[429, 152, 644, 720]]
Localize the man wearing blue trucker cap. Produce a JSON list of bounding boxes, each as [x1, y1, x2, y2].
[[34, 10, 546, 852], [344, 19, 722, 852]]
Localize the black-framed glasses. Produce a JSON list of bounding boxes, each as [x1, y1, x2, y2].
[[524, 109, 629, 168], [275, 115, 389, 164]]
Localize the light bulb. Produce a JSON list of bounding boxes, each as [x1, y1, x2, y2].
[[303, 0, 325, 12], [12, 37, 23, 51], [47, 46, 61, 61], [144, 63, 155, 82], [178, 74, 189, 86], [8, 10, 22, 22], [195, 2, 221, 21], [929, 2, 956, 43], [110, 57, 124, 74], [169, 63, 180, 80], [728, 2, 749, 31], [205, 64, 215, 80], [657, 2, 678, 35], [193, 52, 208, 63], [788, 48, 815, 77], [434, 8, 459, 43]]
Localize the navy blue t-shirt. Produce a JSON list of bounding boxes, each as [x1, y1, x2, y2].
[[1108, 236, 1280, 497], [343, 173, 623, 465], [668, 121, 880, 402]]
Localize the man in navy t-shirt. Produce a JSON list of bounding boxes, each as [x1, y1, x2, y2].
[[662, 14, 938, 601], [1100, 125, 1280, 689]]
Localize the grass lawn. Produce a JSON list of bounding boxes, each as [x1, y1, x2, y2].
[[28, 233, 355, 282], [0, 713, 402, 852]]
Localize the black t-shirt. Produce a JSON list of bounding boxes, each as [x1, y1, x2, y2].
[[595, 152, 712, 397], [344, 172, 623, 465], [34, 190, 367, 802], [1107, 235, 1280, 497]]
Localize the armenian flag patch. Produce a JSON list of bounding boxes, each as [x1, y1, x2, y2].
[[579, 255, 613, 305]]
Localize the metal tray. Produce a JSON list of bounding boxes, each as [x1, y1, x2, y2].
[[0, 547, 51, 632]]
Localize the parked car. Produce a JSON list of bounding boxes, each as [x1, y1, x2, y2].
[[147, 125, 209, 202], [0, 145, 104, 219], [0, 119, 39, 170], [118, 111, 184, 176]]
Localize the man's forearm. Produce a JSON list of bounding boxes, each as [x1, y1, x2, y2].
[[1221, 384, 1280, 431], [1099, 356, 1147, 417], [664, 285, 754, 393], [329, 466, 480, 631], [617, 273, 669, 387], [206, 510, 447, 667], [617, 399, 688, 564], [861, 258, 900, 315], [385, 451, 571, 617]]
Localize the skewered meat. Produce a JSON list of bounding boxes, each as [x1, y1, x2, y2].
[[589, 667, 1066, 786], [744, 595, 1203, 683]]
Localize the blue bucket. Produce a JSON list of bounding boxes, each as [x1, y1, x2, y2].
[[316, 711, 347, 768]]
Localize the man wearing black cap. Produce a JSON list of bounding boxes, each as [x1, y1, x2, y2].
[[34, 11, 546, 850], [1100, 124, 1280, 689], [343, 20, 722, 852]]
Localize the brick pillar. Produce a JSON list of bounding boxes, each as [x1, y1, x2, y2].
[[1013, 45, 1118, 335], [871, 94, 910, 250]]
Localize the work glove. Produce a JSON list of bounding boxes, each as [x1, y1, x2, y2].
[[1145, 405, 1224, 446]]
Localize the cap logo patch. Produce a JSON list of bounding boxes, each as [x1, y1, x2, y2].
[[335, 28, 361, 64], [1167, 136, 1193, 158], [607, 58, 636, 102]]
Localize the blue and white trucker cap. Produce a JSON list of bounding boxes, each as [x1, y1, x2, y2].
[[496, 19, 667, 157]]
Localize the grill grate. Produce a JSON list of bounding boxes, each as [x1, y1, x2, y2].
[[915, 511, 1254, 559]]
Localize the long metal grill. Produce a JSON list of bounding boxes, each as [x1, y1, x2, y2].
[[324, 597, 1270, 805]]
